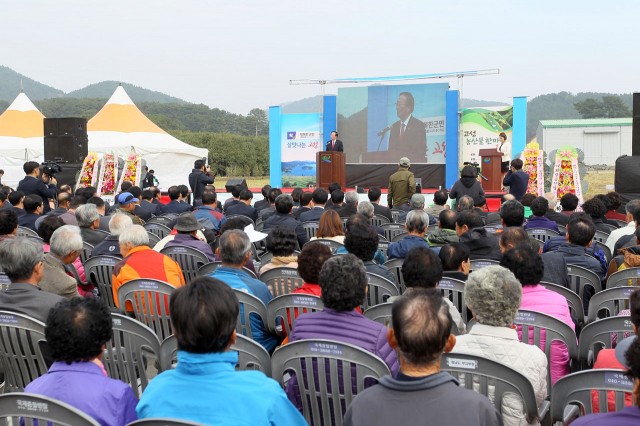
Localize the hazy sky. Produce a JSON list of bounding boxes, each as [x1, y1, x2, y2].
[[2, 1, 639, 113]]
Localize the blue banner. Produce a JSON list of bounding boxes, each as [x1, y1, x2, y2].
[[280, 113, 322, 188]]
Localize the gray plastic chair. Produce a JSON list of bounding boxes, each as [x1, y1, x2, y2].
[[232, 289, 269, 341], [390, 232, 408, 242], [390, 209, 404, 223], [577, 315, 633, 367], [146, 215, 175, 226], [594, 241, 612, 265], [271, 339, 391, 426], [371, 215, 391, 227], [606, 267, 640, 289], [84, 255, 122, 310], [197, 261, 258, 279], [380, 223, 406, 242], [587, 286, 636, 322], [541, 281, 586, 328], [104, 313, 162, 399], [382, 258, 404, 292], [160, 245, 209, 284], [376, 241, 390, 259], [144, 222, 172, 240], [80, 241, 94, 264], [364, 273, 399, 310], [363, 302, 393, 327], [127, 418, 205, 426], [226, 215, 256, 227], [266, 293, 324, 337], [17, 226, 39, 238], [0, 271, 10, 292], [146, 231, 161, 247], [117, 279, 176, 341], [550, 369, 634, 424], [437, 277, 469, 324], [0, 311, 48, 392], [441, 353, 549, 424], [309, 238, 344, 254], [593, 230, 610, 243], [469, 258, 500, 272], [566, 264, 603, 301], [302, 222, 319, 240], [0, 392, 100, 425], [259, 267, 304, 296], [526, 228, 561, 243]]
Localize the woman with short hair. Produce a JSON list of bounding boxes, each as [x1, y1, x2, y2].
[[260, 226, 299, 274], [310, 209, 345, 243]]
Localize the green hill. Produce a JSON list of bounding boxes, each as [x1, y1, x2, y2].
[[0, 66, 64, 101], [66, 81, 187, 104]]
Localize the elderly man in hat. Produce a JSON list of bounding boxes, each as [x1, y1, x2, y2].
[[165, 213, 216, 262], [116, 191, 143, 225], [387, 157, 416, 209]]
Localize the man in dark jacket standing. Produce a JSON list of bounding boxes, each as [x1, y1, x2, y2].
[[188, 159, 214, 205], [502, 158, 529, 201], [17, 161, 57, 214]]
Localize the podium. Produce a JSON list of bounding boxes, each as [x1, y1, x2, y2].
[[479, 149, 503, 192], [316, 151, 346, 190]]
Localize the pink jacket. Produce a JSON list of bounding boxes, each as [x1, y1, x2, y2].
[[518, 284, 575, 384]]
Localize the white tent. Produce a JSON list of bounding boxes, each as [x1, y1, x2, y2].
[[0, 92, 45, 188], [88, 86, 208, 188]]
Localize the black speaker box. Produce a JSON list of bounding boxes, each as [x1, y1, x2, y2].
[[225, 179, 248, 192], [633, 93, 640, 156], [415, 178, 422, 194], [615, 155, 640, 206], [44, 118, 88, 163], [53, 163, 82, 188]]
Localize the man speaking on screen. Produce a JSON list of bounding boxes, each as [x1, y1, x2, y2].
[[325, 131, 343, 152], [388, 92, 427, 163]]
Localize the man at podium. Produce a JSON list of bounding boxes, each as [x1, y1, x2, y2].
[[325, 131, 343, 152]]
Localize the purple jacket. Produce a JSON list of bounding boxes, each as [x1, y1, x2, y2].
[[524, 215, 560, 233], [165, 233, 216, 262]]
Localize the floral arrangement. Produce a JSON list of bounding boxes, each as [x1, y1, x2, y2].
[[97, 153, 118, 197], [550, 146, 583, 203], [522, 142, 544, 196], [75, 152, 101, 191], [117, 150, 142, 189]]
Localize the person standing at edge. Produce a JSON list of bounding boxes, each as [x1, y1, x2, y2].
[[502, 159, 529, 202], [188, 159, 214, 205], [325, 131, 343, 152], [497, 132, 511, 173], [388, 157, 416, 209]]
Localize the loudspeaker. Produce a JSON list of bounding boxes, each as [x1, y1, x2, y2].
[[633, 93, 640, 156], [225, 179, 248, 193], [53, 163, 82, 188], [44, 118, 88, 163]]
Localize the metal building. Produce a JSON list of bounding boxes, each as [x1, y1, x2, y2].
[[536, 118, 632, 166]]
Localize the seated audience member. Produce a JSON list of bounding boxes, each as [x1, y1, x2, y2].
[[260, 226, 299, 274], [456, 194, 475, 212], [604, 191, 627, 221], [344, 222, 396, 283], [357, 201, 386, 236], [134, 190, 160, 222], [582, 197, 612, 234], [299, 188, 328, 222], [328, 189, 345, 211], [136, 277, 306, 425], [452, 265, 548, 426], [605, 199, 640, 254], [400, 247, 465, 333], [164, 212, 216, 262], [292, 188, 305, 208], [293, 242, 332, 297], [524, 196, 560, 232], [388, 210, 430, 259], [86, 195, 111, 232], [39, 225, 82, 299], [450, 165, 485, 210], [0, 209, 18, 242], [258, 187, 282, 221], [559, 193, 579, 217], [25, 298, 137, 425], [263, 194, 308, 248], [425, 188, 450, 217], [18, 194, 44, 231], [59, 196, 85, 226], [608, 227, 640, 276], [210, 218, 264, 275], [544, 192, 569, 227], [254, 184, 272, 212], [439, 242, 470, 281], [76, 203, 108, 246], [501, 245, 575, 384], [91, 213, 133, 258], [427, 209, 459, 247], [499, 225, 541, 255], [161, 186, 191, 215], [338, 191, 359, 218], [594, 193, 622, 228], [309, 209, 345, 244], [115, 192, 144, 225], [0, 237, 64, 321], [325, 182, 341, 209], [288, 255, 399, 408], [38, 216, 85, 280], [209, 229, 278, 352], [367, 186, 393, 221], [344, 289, 501, 426], [226, 189, 258, 222], [500, 199, 526, 229], [223, 184, 243, 212], [193, 191, 226, 233], [520, 193, 535, 219], [397, 194, 436, 226], [8, 190, 25, 217], [293, 191, 313, 219], [112, 225, 186, 309], [335, 214, 386, 264], [456, 210, 502, 261]]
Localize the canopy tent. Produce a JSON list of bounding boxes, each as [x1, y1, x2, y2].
[[88, 86, 208, 189], [0, 92, 45, 188]]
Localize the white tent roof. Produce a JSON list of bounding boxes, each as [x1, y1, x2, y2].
[[88, 86, 208, 188]]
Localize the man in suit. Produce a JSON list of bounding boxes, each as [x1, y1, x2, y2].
[[254, 185, 272, 212], [258, 188, 282, 222], [325, 131, 343, 152], [161, 186, 192, 215], [299, 188, 328, 222], [18, 194, 44, 232], [387, 92, 427, 164], [338, 191, 359, 218], [367, 187, 393, 222], [135, 190, 161, 222], [0, 237, 64, 322], [17, 161, 58, 214], [226, 189, 258, 222]]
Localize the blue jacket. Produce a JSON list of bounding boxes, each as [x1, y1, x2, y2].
[[137, 351, 306, 425], [211, 267, 278, 352], [193, 205, 226, 232], [503, 170, 529, 201], [388, 235, 430, 259]]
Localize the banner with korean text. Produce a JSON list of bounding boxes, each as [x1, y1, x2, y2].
[[460, 106, 513, 167], [280, 113, 323, 188]]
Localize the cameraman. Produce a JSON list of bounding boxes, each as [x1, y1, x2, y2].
[[17, 161, 58, 214], [449, 164, 485, 210]]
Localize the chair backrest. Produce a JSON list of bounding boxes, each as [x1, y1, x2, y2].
[[302, 221, 319, 240], [577, 316, 634, 367], [566, 264, 602, 301], [594, 241, 612, 265], [197, 262, 257, 279], [469, 259, 500, 271], [146, 215, 175, 226], [587, 286, 636, 323], [376, 241, 390, 259], [83, 255, 122, 310], [0, 392, 100, 425], [259, 250, 274, 264], [380, 223, 406, 242], [117, 279, 176, 341], [382, 258, 405, 292], [540, 281, 585, 328], [267, 293, 324, 337], [80, 241, 94, 264], [437, 277, 469, 323], [550, 369, 635, 423], [259, 267, 304, 296], [525, 228, 561, 242], [363, 273, 399, 310], [558, 225, 567, 235], [607, 267, 640, 289], [226, 215, 256, 227], [159, 245, 209, 284], [603, 223, 619, 234], [310, 238, 345, 254], [390, 209, 404, 223], [363, 302, 393, 327], [146, 231, 161, 247], [0, 311, 48, 392], [371, 215, 390, 227], [144, 222, 172, 239], [271, 339, 391, 426], [441, 352, 542, 424], [17, 226, 39, 238], [593, 230, 610, 243], [233, 289, 269, 341], [390, 231, 408, 242], [0, 271, 11, 291], [104, 313, 161, 399]]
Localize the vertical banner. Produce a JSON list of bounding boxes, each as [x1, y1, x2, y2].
[[280, 113, 322, 188], [460, 106, 513, 166]]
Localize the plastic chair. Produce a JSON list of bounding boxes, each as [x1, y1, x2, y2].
[[226, 215, 256, 227], [377, 241, 390, 259], [259, 267, 304, 296], [593, 230, 610, 243], [80, 241, 94, 264], [309, 238, 344, 254], [594, 241, 612, 265], [146, 215, 175, 226], [363, 302, 393, 327], [606, 267, 640, 289], [550, 369, 634, 424], [380, 223, 406, 242], [363, 273, 399, 310], [159, 334, 271, 376], [0, 392, 100, 425], [383, 258, 404, 292], [390, 209, 404, 223], [146, 231, 161, 247], [117, 279, 176, 341], [587, 286, 636, 323], [144, 222, 172, 240], [0, 311, 48, 392], [233, 289, 269, 341], [160, 245, 209, 284], [577, 316, 633, 368], [302, 222, 320, 240], [390, 232, 408, 242], [437, 277, 469, 324], [127, 419, 205, 426], [371, 215, 390, 227], [611, 219, 628, 228], [0, 271, 10, 291], [469, 259, 500, 271], [567, 264, 603, 302], [197, 261, 257, 279], [558, 225, 567, 235], [17, 226, 39, 238], [271, 339, 391, 426], [541, 281, 586, 328], [441, 353, 549, 424], [267, 293, 324, 337], [526, 228, 561, 243], [83, 255, 121, 310], [104, 313, 162, 399]]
